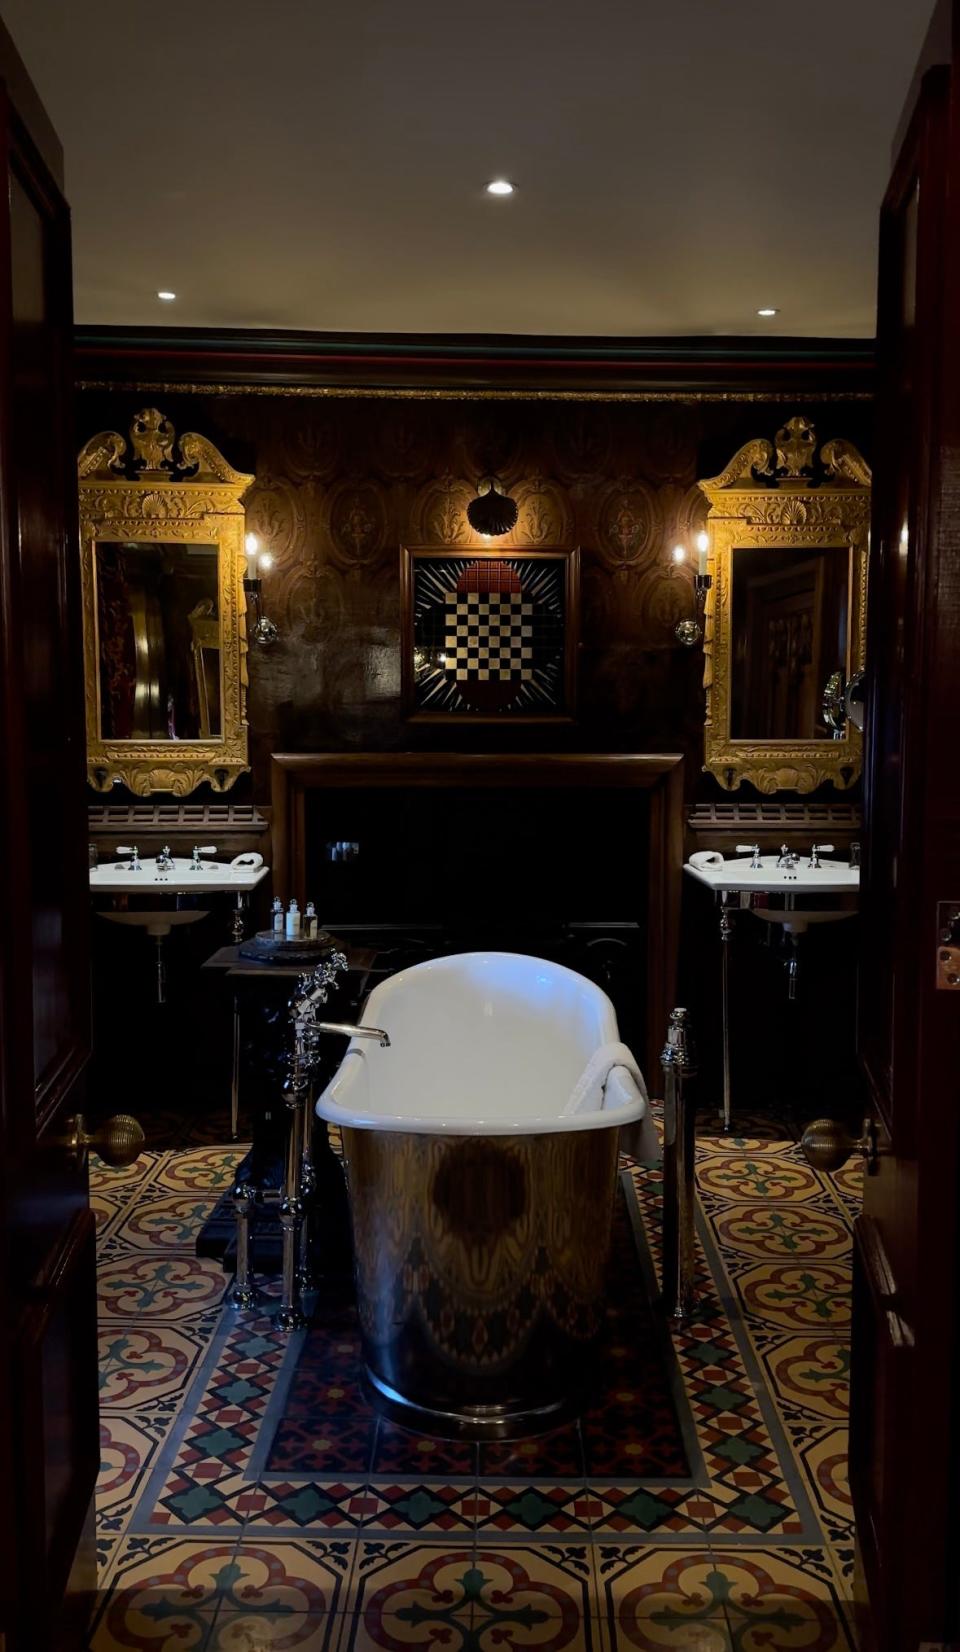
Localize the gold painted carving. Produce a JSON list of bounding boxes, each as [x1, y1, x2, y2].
[[699, 420, 871, 794], [79, 410, 254, 796]]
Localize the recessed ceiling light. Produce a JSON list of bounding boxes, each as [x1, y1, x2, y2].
[[756, 306, 778, 317], [157, 290, 177, 301], [485, 179, 515, 196]]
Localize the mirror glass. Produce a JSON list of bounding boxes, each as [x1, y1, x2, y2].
[[729, 544, 851, 740], [95, 540, 221, 741]]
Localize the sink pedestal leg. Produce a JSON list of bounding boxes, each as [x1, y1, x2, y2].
[[231, 892, 248, 943], [230, 1179, 263, 1310], [230, 992, 241, 1140], [719, 898, 736, 1133]]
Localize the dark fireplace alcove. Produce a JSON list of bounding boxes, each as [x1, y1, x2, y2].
[[271, 752, 683, 1077]]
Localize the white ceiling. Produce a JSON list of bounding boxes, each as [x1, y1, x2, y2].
[[3, 0, 934, 337]]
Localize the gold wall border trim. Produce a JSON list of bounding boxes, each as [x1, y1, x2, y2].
[[77, 379, 873, 404]]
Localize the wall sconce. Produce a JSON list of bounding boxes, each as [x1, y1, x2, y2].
[[466, 475, 519, 537], [244, 532, 279, 646], [674, 530, 712, 647]]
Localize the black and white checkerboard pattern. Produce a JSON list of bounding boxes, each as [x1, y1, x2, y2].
[[444, 591, 535, 682]]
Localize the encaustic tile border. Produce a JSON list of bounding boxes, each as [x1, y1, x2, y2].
[[120, 1161, 828, 1552]]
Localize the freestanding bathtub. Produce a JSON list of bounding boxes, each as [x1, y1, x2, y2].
[[315, 951, 655, 1439]]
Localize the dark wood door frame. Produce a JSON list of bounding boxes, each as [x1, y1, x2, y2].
[[271, 751, 684, 1079]]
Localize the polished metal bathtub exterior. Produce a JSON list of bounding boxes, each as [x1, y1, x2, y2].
[[338, 1123, 622, 1438]]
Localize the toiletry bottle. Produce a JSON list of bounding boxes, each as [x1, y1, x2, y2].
[[304, 900, 317, 940], [285, 897, 300, 939], [272, 896, 284, 938]]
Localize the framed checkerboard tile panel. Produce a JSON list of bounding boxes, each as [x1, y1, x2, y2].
[[401, 546, 579, 721]]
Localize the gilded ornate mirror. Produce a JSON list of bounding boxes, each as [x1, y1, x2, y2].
[[79, 410, 253, 795], [699, 418, 870, 793]]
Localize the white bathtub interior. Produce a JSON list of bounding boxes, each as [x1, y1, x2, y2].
[[316, 950, 651, 1137]]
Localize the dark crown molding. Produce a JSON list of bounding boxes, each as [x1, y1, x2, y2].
[[74, 326, 875, 398]]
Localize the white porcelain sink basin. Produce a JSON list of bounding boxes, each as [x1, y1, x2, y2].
[[684, 853, 859, 934], [98, 909, 211, 939], [90, 857, 269, 895]]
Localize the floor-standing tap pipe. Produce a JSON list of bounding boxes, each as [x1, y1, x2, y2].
[[661, 1006, 698, 1323]]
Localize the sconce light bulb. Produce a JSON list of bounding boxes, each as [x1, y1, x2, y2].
[[696, 531, 709, 555], [258, 551, 273, 571], [245, 532, 259, 558], [672, 544, 686, 564]]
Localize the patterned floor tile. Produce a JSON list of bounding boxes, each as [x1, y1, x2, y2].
[[708, 1206, 850, 1263], [347, 1543, 603, 1647], [595, 1548, 736, 1649], [91, 1150, 161, 1195], [88, 1538, 249, 1649], [710, 1547, 854, 1647], [99, 1321, 214, 1409], [98, 1254, 229, 1321], [98, 1414, 169, 1533], [760, 1340, 850, 1422], [732, 1265, 851, 1334], [111, 1194, 227, 1250], [208, 1612, 338, 1651], [792, 1427, 852, 1530], [212, 1541, 353, 1616], [696, 1158, 823, 1204], [153, 1148, 248, 1194]]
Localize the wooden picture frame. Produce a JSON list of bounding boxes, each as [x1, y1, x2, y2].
[[400, 545, 579, 723]]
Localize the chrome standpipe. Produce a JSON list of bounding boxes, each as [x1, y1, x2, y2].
[[661, 1007, 698, 1322], [229, 951, 348, 1323]]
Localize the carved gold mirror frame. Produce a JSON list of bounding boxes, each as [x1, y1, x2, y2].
[[79, 410, 254, 796], [699, 418, 871, 793]]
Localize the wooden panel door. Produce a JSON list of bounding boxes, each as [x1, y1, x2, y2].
[[842, 7, 960, 1647], [0, 21, 99, 1652]]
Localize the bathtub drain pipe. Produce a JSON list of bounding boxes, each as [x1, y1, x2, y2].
[[660, 1006, 698, 1323]]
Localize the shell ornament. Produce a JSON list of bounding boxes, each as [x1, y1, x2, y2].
[[466, 475, 519, 537]]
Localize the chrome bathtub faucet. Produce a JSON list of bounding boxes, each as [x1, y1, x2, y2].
[[314, 1020, 391, 1048]]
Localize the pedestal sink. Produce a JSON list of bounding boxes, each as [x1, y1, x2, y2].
[[684, 851, 859, 931], [91, 856, 271, 1002], [684, 850, 860, 1130]]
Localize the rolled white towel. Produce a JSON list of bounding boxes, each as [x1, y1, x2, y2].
[[563, 1041, 649, 1118], [689, 849, 724, 871]]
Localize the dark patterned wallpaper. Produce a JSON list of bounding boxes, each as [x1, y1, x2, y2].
[[76, 390, 872, 802]]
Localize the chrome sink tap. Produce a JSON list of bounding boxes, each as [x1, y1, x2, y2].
[[155, 844, 175, 873], [736, 843, 763, 870], [116, 843, 141, 871], [314, 1020, 391, 1048], [776, 844, 799, 876], [807, 842, 835, 869], [189, 844, 217, 871]]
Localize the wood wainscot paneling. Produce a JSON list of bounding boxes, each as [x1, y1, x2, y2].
[[271, 750, 683, 1079]]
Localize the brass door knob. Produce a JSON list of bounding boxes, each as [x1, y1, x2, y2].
[[800, 1116, 877, 1173], [69, 1112, 145, 1169]]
